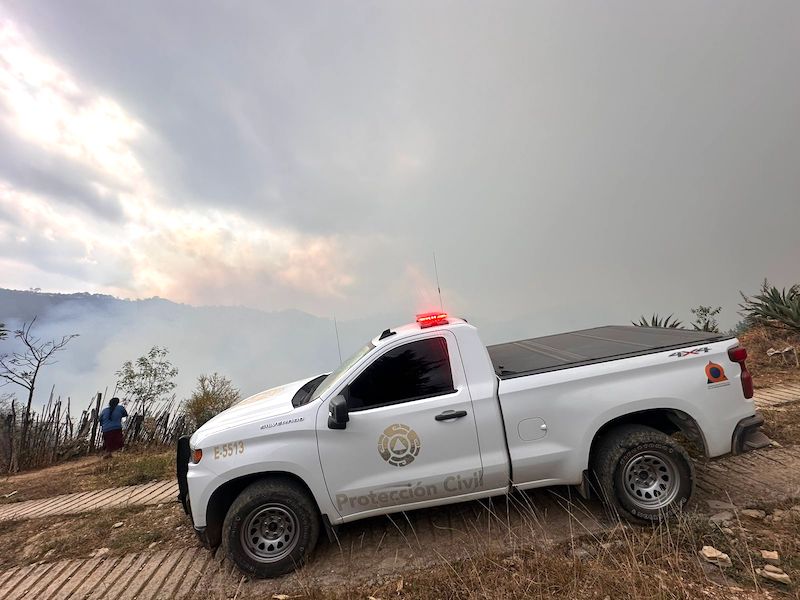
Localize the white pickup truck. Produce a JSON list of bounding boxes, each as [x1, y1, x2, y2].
[[177, 312, 766, 578]]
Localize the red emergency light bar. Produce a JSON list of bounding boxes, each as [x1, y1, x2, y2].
[[416, 312, 449, 328]]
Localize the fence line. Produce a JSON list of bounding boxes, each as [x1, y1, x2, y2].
[[0, 390, 188, 473]]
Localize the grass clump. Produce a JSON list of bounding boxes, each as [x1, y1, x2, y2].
[[108, 451, 175, 486], [88, 449, 175, 488]]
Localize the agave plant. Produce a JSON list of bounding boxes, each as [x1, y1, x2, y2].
[[632, 314, 683, 329], [740, 279, 800, 332]]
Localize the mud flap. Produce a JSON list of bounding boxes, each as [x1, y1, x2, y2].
[[732, 414, 771, 454], [322, 514, 339, 544], [742, 429, 772, 451], [577, 470, 592, 500]]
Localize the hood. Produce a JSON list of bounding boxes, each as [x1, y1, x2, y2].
[[191, 375, 320, 446]]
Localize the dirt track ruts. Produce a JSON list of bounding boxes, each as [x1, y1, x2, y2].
[[0, 480, 178, 522]]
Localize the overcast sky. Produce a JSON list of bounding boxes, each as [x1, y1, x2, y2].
[[1, 1, 798, 334]]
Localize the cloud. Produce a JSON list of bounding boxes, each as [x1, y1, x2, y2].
[[0, 18, 145, 190], [124, 207, 356, 304], [0, 121, 126, 221], [0, 2, 798, 331], [0, 13, 359, 312]]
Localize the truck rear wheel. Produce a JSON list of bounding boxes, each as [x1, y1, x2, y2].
[[222, 478, 319, 578], [592, 425, 694, 523]]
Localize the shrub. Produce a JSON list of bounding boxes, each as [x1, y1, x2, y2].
[[184, 373, 240, 429], [689, 305, 721, 333]]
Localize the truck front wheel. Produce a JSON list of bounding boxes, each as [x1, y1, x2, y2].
[[592, 425, 694, 523], [222, 478, 320, 578]]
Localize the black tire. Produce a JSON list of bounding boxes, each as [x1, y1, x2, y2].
[[592, 424, 694, 524], [222, 478, 319, 578]]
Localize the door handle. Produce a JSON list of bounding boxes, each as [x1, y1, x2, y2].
[[435, 410, 468, 421]]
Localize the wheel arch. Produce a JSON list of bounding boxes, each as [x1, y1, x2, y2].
[[588, 408, 707, 472], [204, 471, 320, 549]]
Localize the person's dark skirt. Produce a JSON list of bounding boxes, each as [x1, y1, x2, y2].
[[103, 428, 125, 452]]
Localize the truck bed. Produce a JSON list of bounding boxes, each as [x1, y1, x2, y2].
[[487, 325, 733, 379]]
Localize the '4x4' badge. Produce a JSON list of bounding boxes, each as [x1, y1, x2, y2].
[[378, 424, 421, 467]]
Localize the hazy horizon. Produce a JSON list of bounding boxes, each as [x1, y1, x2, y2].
[[0, 281, 775, 414], [0, 286, 596, 412]]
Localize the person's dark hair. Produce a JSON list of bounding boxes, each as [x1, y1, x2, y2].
[[109, 397, 120, 409]]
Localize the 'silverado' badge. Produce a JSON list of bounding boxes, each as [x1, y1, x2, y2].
[[378, 424, 421, 467]]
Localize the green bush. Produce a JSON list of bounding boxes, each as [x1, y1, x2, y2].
[[690, 305, 721, 333]]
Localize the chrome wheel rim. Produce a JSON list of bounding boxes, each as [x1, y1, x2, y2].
[[241, 503, 299, 563], [621, 450, 679, 510]]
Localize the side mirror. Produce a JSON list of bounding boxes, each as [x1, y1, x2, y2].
[[327, 395, 349, 430]]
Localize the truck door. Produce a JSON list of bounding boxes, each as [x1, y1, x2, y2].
[[316, 332, 484, 519]]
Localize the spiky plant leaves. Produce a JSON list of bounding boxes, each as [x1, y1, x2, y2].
[[632, 314, 684, 328], [740, 280, 800, 332]]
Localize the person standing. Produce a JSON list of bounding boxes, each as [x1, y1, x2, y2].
[[99, 397, 128, 457]]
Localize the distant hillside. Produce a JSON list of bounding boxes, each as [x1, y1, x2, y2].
[[0, 288, 568, 413], [0, 289, 394, 412]]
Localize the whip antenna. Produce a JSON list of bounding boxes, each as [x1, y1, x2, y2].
[[433, 251, 443, 310], [333, 315, 343, 363]]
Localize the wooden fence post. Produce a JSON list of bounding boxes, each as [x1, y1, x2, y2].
[[88, 392, 102, 453]]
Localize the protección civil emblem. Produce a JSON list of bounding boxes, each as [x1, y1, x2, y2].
[[378, 424, 421, 467]]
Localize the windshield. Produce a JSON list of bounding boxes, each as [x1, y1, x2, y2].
[[312, 342, 375, 401], [291, 373, 328, 408]]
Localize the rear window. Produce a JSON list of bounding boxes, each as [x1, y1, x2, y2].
[[348, 337, 455, 410]]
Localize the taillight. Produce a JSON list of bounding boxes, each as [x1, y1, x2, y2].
[[728, 346, 747, 362], [728, 345, 754, 399]]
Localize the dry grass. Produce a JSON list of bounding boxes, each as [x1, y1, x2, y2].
[[0, 448, 175, 504], [740, 325, 800, 388], [99, 450, 175, 487], [265, 507, 799, 600], [761, 405, 800, 447], [0, 503, 197, 568]]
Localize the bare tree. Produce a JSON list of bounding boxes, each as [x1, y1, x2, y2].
[[0, 318, 78, 458]]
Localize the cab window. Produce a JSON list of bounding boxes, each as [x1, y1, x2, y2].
[[347, 337, 455, 410]]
